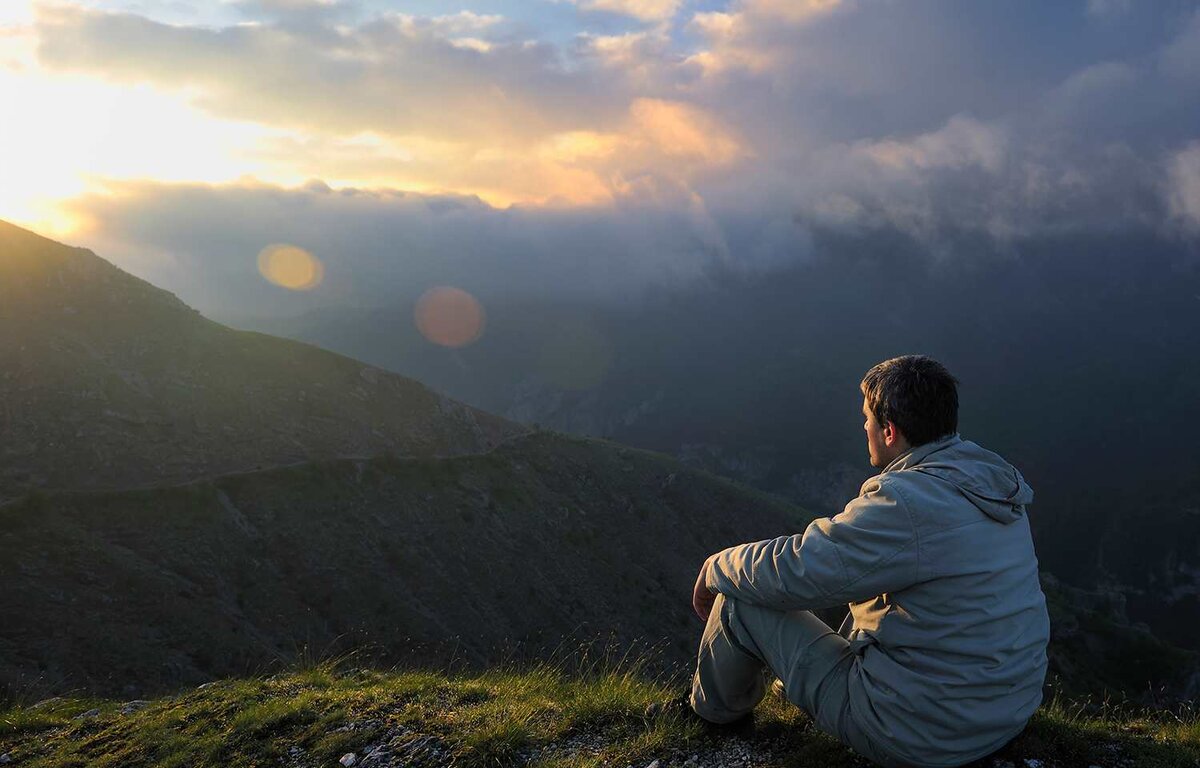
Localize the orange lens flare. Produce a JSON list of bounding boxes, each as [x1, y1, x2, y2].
[[257, 244, 324, 291], [414, 286, 486, 348]]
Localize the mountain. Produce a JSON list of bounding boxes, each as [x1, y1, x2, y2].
[[232, 228, 1200, 651], [0, 431, 803, 700], [3, 431, 1194, 705], [0, 220, 522, 501], [0, 219, 1195, 710], [0, 218, 797, 699]]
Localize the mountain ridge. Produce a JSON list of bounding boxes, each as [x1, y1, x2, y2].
[[0, 219, 525, 501]]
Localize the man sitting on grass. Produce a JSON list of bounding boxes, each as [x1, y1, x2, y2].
[[656, 355, 1050, 768]]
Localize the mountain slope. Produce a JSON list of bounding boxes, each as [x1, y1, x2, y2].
[[1, 219, 1194, 713], [0, 220, 523, 499], [0, 431, 804, 700], [2, 430, 1194, 705]]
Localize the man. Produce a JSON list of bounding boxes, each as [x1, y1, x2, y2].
[[681, 355, 1049, 767]]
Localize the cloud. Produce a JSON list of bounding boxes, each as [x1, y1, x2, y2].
[[855, 115, 1006, 174], [231, 94, 743, 209], [64, 178, 739, 319], [34, 3, 615, 144], [684, 0, 846, 75], [1085, 0, 1131, 18], [570, 0, 682, 23], [1169, 142, 1200, 230], [1161, 8, 1200, 82], [29, 2, 746, 210], [20, 0, 1200, 302]]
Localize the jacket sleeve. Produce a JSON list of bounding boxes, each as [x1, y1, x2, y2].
[[705, 476, 920, 610]]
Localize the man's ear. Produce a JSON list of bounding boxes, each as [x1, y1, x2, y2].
[[884, 421, 901, 446]]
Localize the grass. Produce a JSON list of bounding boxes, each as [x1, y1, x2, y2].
[[2, 657, 1199, 768]]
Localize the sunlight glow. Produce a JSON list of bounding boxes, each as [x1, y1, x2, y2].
[[0, 1, 749, 234], [0, 25, 285, 236]]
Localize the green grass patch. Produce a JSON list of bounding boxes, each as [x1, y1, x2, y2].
[[2, 661, 1199, 768]]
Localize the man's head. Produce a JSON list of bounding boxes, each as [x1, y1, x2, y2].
[[860, 355, 959, 468]]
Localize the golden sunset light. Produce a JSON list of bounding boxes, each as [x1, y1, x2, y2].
[[0, 10, 292, 236], [0, 0, 757, 239]]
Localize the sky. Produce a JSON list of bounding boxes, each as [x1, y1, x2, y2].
[[2, 0, 1199, 318]]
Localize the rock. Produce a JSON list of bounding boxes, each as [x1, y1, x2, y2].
[[0, 753, 11, 764], [120, 700, 150, 715], [339, 754, 357, 767], [73, 708, 101, 720], [362, 745, 391, 765], [1024, 760, 1044, 768], [646, 761, 660, 768], [28, 697, 62, 710]]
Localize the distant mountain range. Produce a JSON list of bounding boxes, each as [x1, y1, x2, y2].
[[0, 219, 1195, 706]]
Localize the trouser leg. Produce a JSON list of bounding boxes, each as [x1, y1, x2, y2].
[[689, 593, 772, 723], [690, 594, 899, 766], [691, 593, 850, 723]]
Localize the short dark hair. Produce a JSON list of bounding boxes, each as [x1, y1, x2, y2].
[[860, 355, 959, 446]]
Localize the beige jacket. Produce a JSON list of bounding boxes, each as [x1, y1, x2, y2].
[[707, 433, 1050, 767]]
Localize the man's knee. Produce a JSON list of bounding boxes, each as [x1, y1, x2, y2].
[[716, 595, 766, 662]]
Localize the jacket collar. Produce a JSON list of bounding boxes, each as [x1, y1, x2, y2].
[[882, 432, 962, 474]]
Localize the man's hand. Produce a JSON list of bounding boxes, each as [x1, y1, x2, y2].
[[693, 556, 718, 622]]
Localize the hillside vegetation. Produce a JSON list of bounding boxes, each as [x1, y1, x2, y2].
[[0, 431, 804, 700], [2, 660, 1199, 768]]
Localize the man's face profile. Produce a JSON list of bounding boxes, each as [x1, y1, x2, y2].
[[863, 396, 889, 468]]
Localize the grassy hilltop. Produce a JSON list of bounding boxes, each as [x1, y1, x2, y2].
[[3, 660, 1200, 768]]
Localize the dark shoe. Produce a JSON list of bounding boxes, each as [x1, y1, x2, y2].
[[644, 695, 755, 737]]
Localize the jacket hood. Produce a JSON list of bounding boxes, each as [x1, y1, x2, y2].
[[884, 433, 1034, 524]]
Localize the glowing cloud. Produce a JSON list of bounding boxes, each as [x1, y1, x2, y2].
[[572, 0, 681, 22]]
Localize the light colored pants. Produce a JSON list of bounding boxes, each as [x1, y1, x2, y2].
[[690, 594, 900, 767]]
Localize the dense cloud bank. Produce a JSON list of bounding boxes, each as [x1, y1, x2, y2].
[[26, 0, 1200, 314]]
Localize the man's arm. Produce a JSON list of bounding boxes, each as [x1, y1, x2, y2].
[[704, 477, 920, 611]]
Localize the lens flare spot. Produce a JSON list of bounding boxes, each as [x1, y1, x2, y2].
[[257, 244, 324, 291], [414, 286, 486, 348]]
